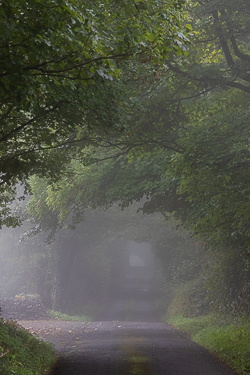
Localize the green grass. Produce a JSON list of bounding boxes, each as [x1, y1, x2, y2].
[[168, 314, 250, 375], [0, 318, 56, 375], [47, 309, 91, 321]]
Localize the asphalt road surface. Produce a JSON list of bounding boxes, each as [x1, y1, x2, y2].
[[19, 272, 237, 375]]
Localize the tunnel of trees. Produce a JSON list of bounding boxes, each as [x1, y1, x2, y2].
[[1, 0, 250, 329]]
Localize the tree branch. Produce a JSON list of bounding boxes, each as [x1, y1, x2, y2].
[[0, 349, 9, 358], [226, 81, 250, 94], [0, 101, 64, 143], [220, 9, 250, 63], [211, 10, 235, 67]]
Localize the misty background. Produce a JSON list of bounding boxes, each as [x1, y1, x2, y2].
[[0, 199, 226, 320]]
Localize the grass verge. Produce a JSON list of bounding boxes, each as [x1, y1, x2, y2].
[[168, 314, 250, 375], [47, 309, 91, 321], [0, 318, 56, 375]]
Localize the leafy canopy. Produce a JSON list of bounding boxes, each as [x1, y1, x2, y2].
[[0, 0, 190, 227], [26, 0, 250, 255]]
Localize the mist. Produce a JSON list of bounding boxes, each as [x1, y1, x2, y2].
[[1, 1, 250, 373], [0, 201, 208, 325], [0, 207, 155, 317]]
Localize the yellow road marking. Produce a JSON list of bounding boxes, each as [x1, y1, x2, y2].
[[122, 337, 152, 375]]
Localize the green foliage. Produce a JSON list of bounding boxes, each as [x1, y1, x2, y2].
[[168, 314, 220, 336], [3, 7, 250, 374], [204, 248, 250, 316], [8, 0, 250, 319], [0, 0, 189, 227], [171, 88, 250, 251], [26, 152, 172, 236], [0, 319, 56, 375], [47, 310, 90, 322], [169, 314, 250, 375], [164, 278, 208, 319]]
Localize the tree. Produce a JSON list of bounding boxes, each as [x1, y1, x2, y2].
[[0, 0, 190, 227], [24, 0, 250, 316], [109, 0, 250, 254], [25, 151, 172, 238]]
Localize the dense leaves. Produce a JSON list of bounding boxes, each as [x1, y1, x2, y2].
[[24, 0, 250, 316], [2, 0, 250, 317], [0, 0, 189, 227]]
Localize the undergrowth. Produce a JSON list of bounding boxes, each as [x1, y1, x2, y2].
[[0, 318, 56, 375], [168, 314, 250, 375], [47, 309, 91, 321]]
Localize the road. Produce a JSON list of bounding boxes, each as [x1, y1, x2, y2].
[[19, 272, 236, 375]]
